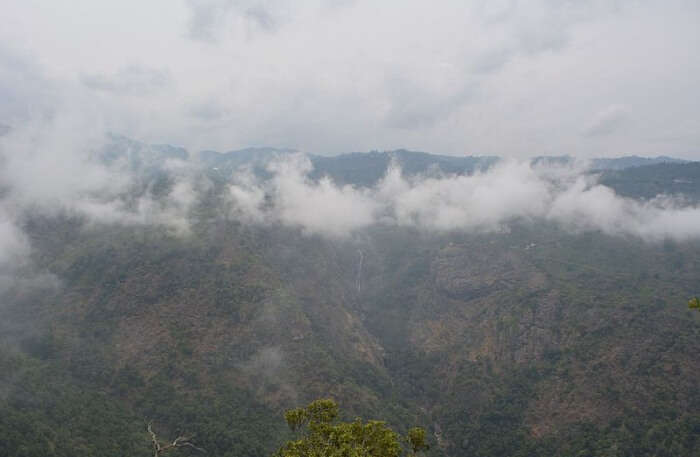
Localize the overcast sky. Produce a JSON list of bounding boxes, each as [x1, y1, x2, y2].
[[1, 0, 699, 158]]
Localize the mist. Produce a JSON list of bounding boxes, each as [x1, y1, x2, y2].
[[0, 119, 205, 234]]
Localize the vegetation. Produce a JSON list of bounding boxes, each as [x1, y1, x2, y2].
[[1, 156, 699, 456], [275, 399, 427, 457], [598, 162, 700, 200]]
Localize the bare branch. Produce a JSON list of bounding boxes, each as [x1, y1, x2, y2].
[[147, 421, 205, 456], [148, 421, 162, 457], [180, 442, 207, 453]]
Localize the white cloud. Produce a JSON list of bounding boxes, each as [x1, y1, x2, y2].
[[82, 65, 171, 96], [0, 114, 203, 235], [377, 160, 551, 231], [549, 183, 700, 241], [226, 154, 700, 241], [229, 166, 268, 222], [583, 105, 629, 137], [230, 154, 380, 237]]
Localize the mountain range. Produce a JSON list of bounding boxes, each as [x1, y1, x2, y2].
[[1, 136, 699, 457]]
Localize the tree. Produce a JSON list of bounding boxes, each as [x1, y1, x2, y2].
[[274, 399, 428, 457], [689, 296, 700, 311], [406, 427, 428, 455]]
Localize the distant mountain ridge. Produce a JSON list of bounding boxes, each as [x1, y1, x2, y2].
[[309, 150, 499, 186], [591, 155, 688, 170], [532, 154, 688, 170], [104, 135, 691, 175], [99, 133, 188, 171], [95, 135, 699, 200], [198, 147, 298, 167], [2, 130, 694, 172]]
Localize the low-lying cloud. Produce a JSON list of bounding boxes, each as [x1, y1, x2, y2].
[[0, 118, 204, 235], [1, 122, 699, 290], [228, 154, 700, 241]]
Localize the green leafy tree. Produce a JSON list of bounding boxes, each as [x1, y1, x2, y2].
[[406, 427, 428, 455], [274, 399, 428, 457], [689, 296, 700, 311]]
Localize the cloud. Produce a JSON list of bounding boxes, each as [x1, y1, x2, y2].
[[378, 160, 551, 231], [185, 0, 289, 41], [382, 74, 477, 129], [583, 105, 629, 137], [0, 209, 30, 273], [82, 65, 171, 96], [229, 154, 379, 237], [0, 115, 203, 235], [229, 166, 268, 222], [0, 107, 697, 255], [0, 2, 697, 268], [0, 45, 59, 124], [186, 0, 233, 42], [469, 0, 591, 74], [548, 180, 700, 241], [239, 346, 297, 403], [187, 99, 229, 121], [227, 154, 700, 241], [0, 205, 60, 297], [0, 115, 125, 210], [268, 155, 379, 236], [1, 1, 698, 157]]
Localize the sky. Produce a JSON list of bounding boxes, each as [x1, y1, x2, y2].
[[1, 0, 698, 158]]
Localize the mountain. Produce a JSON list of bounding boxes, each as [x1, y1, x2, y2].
[[1, 139, 699, 457], [531, 155, 689, 171], [199, 147, 297, 170], [99, 133, 189, 171], [99, 135, 693, 186], [310, 150, 498, 187], [591, 155, 688, 170], [598, 162, 700, 200]]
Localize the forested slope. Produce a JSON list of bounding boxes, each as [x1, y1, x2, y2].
[[1, 147, 699, 456]]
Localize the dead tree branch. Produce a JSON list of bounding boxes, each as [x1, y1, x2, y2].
[[147, 421, 205, 457]]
